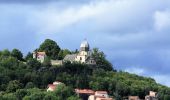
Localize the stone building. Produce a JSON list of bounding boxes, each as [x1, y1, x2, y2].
[[64, 40, 96, 65], [145, 91, 158, 100], [33, 39, 96, 65]]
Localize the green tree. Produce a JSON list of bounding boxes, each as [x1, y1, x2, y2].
[[44, 93, 58, 100], [92, 48, 114, 71], [54, 84, 75, 100], [6, 80, 23, 93], [164, 95, 170, 100], [25, 52, 33, 61], [2, 93, 17, 100], [11, 49, 23, 61], [15, 89, 27, 100], [27, 58, 41, 70], [38, 39, 60, 60], [1, 56, 18, 69], [1, 49, 10, 57], [58, 49, 71, 60], [25, 82, 35, 89]]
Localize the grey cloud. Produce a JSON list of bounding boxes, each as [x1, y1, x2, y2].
[[0, 0, 92, 4], [0, 0, 170, 86]]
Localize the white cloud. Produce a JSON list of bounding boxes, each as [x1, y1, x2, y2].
[[154, 10, 170, 31], [26, 0, 166, 34]]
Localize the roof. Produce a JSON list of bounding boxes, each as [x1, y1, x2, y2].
[[96, 97, 113, 100], [48, 84, 57, 90], [64, 54, 77, 62], [95, 91, 108, 94], [75, 89, 95, 94], [34, 52, 46, 55], [128, 96, 139, 99], [80, 40, 89, 48]]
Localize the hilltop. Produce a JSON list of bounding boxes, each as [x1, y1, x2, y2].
[[0, 39, 169, 100]]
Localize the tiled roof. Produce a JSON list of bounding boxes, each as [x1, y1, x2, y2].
[[96, 97, 113, 100], [75, 89, 95, 94], [95, 91, 108, 94], [64, 54, 77, 62], [48, 84, 57, 90], [34, 52, 46, 56]]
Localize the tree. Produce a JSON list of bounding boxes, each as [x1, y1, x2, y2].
[[27, 58, 41, 70], [92, 48, 114, 71], [11, 49, 23, 61], [16, 89, 27, 100], [38, 39, 60, 60], [6, 80, 23, 93], [1, 49, 10, 57], [44, 93, 58, 100], [58, 49, 71, 60], [2, 93, 17, 100], [1, 56, 18, 69], [25, 82, 35, 89], [54, 84, 76, 100], [25, 52, 33, 61]]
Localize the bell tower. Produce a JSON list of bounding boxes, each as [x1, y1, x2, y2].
[[75, 39, 90, 63]]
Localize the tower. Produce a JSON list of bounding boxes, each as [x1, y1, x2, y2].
[[75, 39, 90, 63]]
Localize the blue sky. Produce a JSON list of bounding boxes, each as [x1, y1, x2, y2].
[[0, 0, 170, 87]]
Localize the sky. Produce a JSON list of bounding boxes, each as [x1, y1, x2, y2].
[[0, 0, 170, 87]]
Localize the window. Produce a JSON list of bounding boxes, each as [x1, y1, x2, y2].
[[80, 57, 82, 60]]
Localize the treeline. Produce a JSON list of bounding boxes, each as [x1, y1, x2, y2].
[[0, 39, 169, 100]]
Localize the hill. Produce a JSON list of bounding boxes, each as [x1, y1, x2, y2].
[[0, 39, 169, 100]]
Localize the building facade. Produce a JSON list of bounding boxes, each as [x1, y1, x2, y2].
[[33, 40, 96, 65], [64, 40, 96, 65], [33, 52, 46, 63]]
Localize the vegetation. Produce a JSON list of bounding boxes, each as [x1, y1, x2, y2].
[[38, 39, 60, 60], [0, 39, 169, 100]]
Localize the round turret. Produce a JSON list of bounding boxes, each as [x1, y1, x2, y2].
[[80, 40, 89, 51]]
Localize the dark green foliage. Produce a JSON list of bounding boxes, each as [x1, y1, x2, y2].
[[164, 95, 170, 100], [6, 80, 23, 93], [25, 52, 33, 61], [11, 49, 23, 61], [92, 48, 115, 71], [25, 82, 35, 89], [58, 49, 71, 60], [38, 39, 60, 60], [27, 58, 41, 70], [1, 49, 10, 57]]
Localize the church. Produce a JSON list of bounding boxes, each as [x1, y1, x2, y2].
[[33, 40, 96, 65], [64, 40, 96, 65]]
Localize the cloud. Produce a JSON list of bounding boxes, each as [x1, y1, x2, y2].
[[26, 0, 159, 34], [0, 0, 92, 4], [154, 10, 170, 31], [0, 0, 170, 87]]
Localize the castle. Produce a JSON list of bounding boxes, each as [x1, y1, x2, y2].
[[33, 40, 96, 65]]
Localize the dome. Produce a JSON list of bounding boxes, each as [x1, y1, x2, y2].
[[80, 40, 89, 51]]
